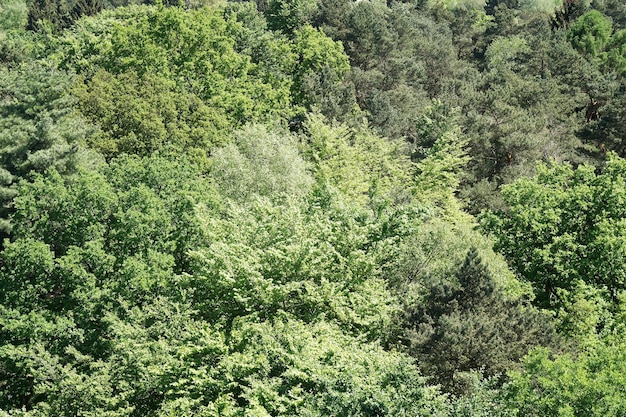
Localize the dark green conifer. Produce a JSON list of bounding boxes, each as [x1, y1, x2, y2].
[[405, 247, 559, 394]]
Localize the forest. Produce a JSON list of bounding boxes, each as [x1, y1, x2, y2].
[[0, 0, 625, 414]]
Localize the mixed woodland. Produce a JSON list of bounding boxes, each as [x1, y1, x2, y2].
[[0, 0, 626, 414]]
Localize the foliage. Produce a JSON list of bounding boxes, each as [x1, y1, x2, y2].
[[190, 195, 400, 339], [387, 216, 529, 298], [413, 103, 469, 216], [569, 10, 613, 56], [210, 124, 313, 203], [592, 0, 626, 29], [216, 318, 449, 417], [74, 69, 225, 161], [518, 0, 561, 13], [313, 0, 470, 140], [11, 154, 218, 270], [481, 154, 626, 310], [0, 62, 99, 238], [448, 372, 515, 417], [0, 155, 215, 414], [0, 0, 27, 32], [5, 0, 626, 412], [27, 0, 103, 31], [459, 28, 587, 212], [503, 337, 626, 416], [51, 4, 296, 156], [41, 4, 353, 158], [265, 0, 319, 34], [290, 24, 350, 109], [403, 247, 558, 394], [605, 28, 626, 74], [303, 113, 414, 208], [0, 148, 451, 415]]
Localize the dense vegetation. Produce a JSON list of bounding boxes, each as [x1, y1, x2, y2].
[[1, 0, 626, 415]]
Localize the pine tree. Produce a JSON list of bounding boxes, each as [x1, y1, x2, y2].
[[404, 247, 559, 394], [456, 247, 496, 309]]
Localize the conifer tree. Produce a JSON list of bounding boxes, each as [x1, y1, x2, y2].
[[456, 246, 497, 309], [404, 247, 558, 394]]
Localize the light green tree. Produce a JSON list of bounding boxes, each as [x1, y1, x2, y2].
[[0, 0, 27, 33], [303, 113, 414, 208], [210, 124, 313, 203], [569, 10, 613, 57], [504, 337, 626, 416], [481, 154, 626, 311]]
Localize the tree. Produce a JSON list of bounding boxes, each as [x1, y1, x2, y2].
[[481, 154, 626, 310], [0, 0, 28, 33], [458, 27, 589, 213], [0, 145, 450, 415], [334, 1, 468, 141], [290, 24, 350, 110], [0, 63, 99, 240], [593, 0, 626, 29], [210, 124, 313, 204], [214, 318, 450, 417], [605, 28, 626, 74], [265, 0, 319, 34], [302, 113, 414, 208], [53, 4, 296, 155], [0, 154, 220, 414], [189, 194, 400, 339], [413, 103, 469, 216], [403, 247, 558, 394], [552, 0, 589, 30], [27, 0, 103, 31], [503, 338, 626, 416], [569, 10, 613, 57], [74, 69, 226, 162]]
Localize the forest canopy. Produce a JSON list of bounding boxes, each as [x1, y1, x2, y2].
[[1, 0, 626, 415]]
